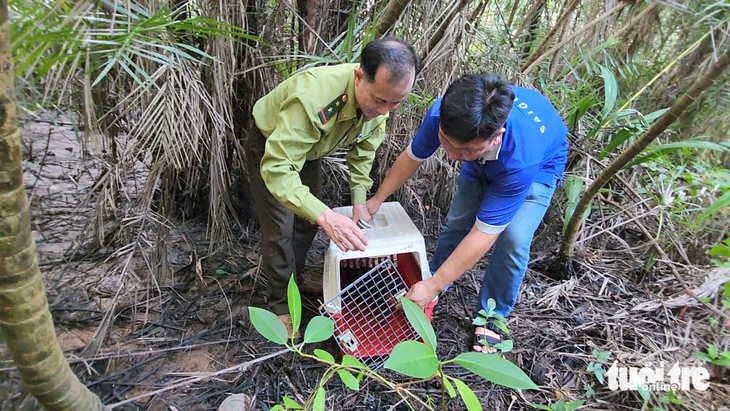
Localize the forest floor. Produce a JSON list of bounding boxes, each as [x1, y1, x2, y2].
[[1, 119, 729, 411]]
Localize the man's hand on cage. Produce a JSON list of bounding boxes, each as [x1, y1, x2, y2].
[[404, 278, 440, 310], [352, 204, 372, 226], [317, 209, 368, 252]]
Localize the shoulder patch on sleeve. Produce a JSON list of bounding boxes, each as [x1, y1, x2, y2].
[[318, 93, 348, 124]]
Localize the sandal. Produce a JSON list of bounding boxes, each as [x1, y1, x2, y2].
[[278, 314, 302, 342], [472, 324, 503, 354]]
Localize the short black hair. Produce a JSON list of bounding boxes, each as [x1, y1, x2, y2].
[[440, 74, 515, 143], [360, 36, 421, 83]]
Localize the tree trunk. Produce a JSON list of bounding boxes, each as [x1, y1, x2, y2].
[[376, 0, 411, 37], [511, 0, 544, 43], [0, 2, 109, 410], [520, 1, 544, 60], [548, 10, 573, 79], [297, 0, 319, 54], [505, 0, 521, 30], [522, 0, 629, 76], [521, 0, 581, 72], [559, 46, 730, 260], [610, 1, 658, 44], [421, 0, 472, 61]]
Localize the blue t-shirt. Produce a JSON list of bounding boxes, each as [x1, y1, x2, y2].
[[407, 86, 569, 234]]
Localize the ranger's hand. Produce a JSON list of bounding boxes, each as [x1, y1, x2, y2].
[[317, 209, 368, 252], [352, 204, 372, 226], [365, 197, 383, 217]]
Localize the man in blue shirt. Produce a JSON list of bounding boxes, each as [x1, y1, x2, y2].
[[360, 73, 569, 353]]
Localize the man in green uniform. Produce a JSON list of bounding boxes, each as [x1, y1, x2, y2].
[[246, 37, 420, 336]]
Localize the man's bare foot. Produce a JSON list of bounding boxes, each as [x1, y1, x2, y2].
[[473, 326, 501, 353]]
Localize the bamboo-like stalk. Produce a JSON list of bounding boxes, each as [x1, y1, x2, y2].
[[520, 0, 581, 72], [0, 1, 109, 410], [422, 0, 473, 60], [376, 0, 412, 37], [510, 0, 544, 42], [560, 46, 730, 260], [522, 0, 630, 76], [506, 0, 520, 29]]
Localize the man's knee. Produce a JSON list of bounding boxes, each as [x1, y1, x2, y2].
[[499, 225, 535, 256]]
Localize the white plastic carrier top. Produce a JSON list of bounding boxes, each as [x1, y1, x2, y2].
[[321, 201, 431, 312]]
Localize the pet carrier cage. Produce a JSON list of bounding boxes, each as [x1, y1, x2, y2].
[[319, 202, 438, 370]]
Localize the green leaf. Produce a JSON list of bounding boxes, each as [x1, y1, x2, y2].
[[644, 108, 669, 123], [477, 309, 488, 317], [312, 387, 325, 411], [248, 307, 288, 345], [304, 316, 334, 343], [337, 369, 360, 391], [282, 397, 303, 409], [563, 176, 584, 202], [709, 245, 730, 258], [725, 281, 730, 297], [215, 268, 228, 275], [487, 298, 496, 313], [666, 390, 683, 405], [565, 400, 586, 411], [598, 64, 618, 119], [637, 383, 650, 403], [600, 127, 639, 159], [493, 340, 514, 353], [628, 140, 730, 168], [443, 375, 456, 398], [454, 352, 538, 390], [595, 351, 611, 363], [708, 344, 719, 359], [699, 190, 730, 223], [693, 351, 713, 362], [472, 316, 487, 326], [528, 404, 554, 411], [314, 349, 335, 363], [288, 275, 301, 335], [383, 341, 439, 378], [491, 320, 510, 335], [710, 317, 720, 325], [342, 355, 366, 369], [452, 378, 483, 411], [400, 297, 437, 349], [270, 406, 286, 411]]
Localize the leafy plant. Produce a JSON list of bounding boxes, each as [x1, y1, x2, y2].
[[652, 390, 687, 411], [248, 278, 539, 410], [693, 344, 730, 367], [586, 349, 611, 384], [640, 389, 687, 411], [709, 238, 730, 270], [562, 176, 590, 236], [471, 298, 514, 353], [530, 399, 585, 411]]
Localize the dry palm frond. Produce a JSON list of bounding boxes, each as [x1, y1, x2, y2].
[[537, 277, 579, 309], [632, 267, 730, 312]]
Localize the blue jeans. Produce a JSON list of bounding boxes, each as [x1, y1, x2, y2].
[[430, 174, 558, 319]]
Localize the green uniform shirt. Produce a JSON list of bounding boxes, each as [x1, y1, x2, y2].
[[252, 63, 388, 223]]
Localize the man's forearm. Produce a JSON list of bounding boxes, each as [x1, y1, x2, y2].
[[373, 150, 423, 202], [429, 227, 500, 291]]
